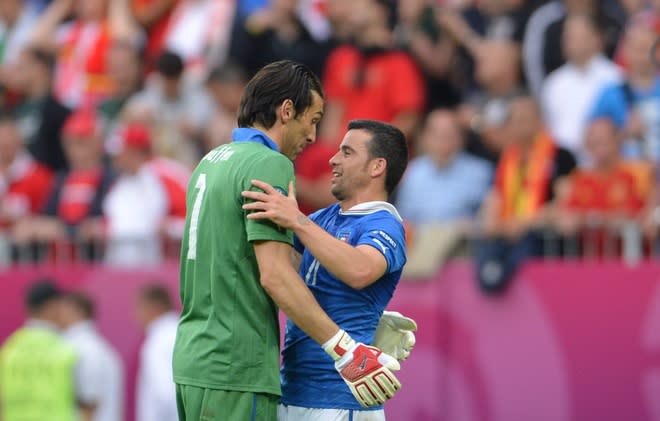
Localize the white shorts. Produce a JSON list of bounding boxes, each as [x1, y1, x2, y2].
[[277, 404, 386, 421]]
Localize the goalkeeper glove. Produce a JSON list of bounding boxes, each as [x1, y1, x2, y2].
[[323, 329, 401, 407], [373, 311, 418, 361]]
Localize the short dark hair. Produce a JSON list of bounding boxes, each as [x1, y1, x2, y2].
[[138, 284, 173, 311], [63, 292, 95, 319], [25, 279, 62, 313], [237, 60, 323, 129], [157, 51, 184, 79], [347, 119, 408, 195]]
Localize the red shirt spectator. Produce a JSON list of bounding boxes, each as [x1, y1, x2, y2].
[[131, 0, 178, 71], [294, 141, 336, 215], [323, 45, 425, 146], [564, 166, 644, 216], [0, 117, 53, 228], [1, 154, 53, 226]]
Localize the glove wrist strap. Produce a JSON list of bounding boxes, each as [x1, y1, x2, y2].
[[322, 329, 356, 361]]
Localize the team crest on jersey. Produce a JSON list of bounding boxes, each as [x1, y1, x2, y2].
[[336, 230, 351, 242], [273, 186, 287, 196]]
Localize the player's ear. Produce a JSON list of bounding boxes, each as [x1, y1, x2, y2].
[[371, 158, 386, 178], [279, 99, 295, 123]]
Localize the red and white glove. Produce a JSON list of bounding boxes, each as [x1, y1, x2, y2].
[[323, 329, 401, 407]]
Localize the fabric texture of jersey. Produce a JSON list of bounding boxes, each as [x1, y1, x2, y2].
[[281, 201, 407, 410], [173, 128, 294, 397]]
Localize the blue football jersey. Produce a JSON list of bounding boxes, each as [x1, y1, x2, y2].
[[280, 201, 407, 410]]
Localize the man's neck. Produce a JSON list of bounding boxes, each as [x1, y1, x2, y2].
[[339, 191, 388, 212]]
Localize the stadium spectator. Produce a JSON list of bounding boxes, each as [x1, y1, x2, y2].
[[97, 39, 144, 139], [130, 0, 177, 72], [395, 0, 461, 110], [0, 279, 80, 421], [458, 39, 524, 164], [556, 118, 648, 256], [99, 123, 169, 266], [12, 109, 115, 261], [125, 50, 214, 168], [323, 0, 354, 43], [135, 284, 178, 421], [540, 13, 621, 165], [0, 116, 53, 231], [294, 139, 336, 216], [522, 0, 622, 97], [204, 61, 248, 151], [228, 0, 333, 78], [396, 110, 492, 277], [589, 18, 660, 164], [158, 0, 236, 81], [0, 0, 41, 70], [60, 291, 125, 421], [29, 0, 140, 108], [319, 0, 425, 147], [7, 46, 71, 172], [475, 95, 576, 294]]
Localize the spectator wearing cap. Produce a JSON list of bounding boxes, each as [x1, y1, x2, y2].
[[99, 122, 187, 265], [124, 50, 214, 169], [60, 291, 125, 421], [12, 109, 116, 262], [7, 46, 71, 171], [0, 279, 80, 421], [0, 115, 53, 233]]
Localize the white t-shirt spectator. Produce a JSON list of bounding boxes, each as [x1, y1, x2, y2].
[[103, 163, 168, 266], [63, 321, 125, 421], [541, 54, 621, 164], [136, 312, 179, 421]]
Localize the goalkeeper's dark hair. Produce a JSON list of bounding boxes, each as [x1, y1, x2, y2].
[[237, 60, 323, 130], [347, 119, 408, 195]]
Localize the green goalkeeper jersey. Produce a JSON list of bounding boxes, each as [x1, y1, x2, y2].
[[173, 128, 294, 396]]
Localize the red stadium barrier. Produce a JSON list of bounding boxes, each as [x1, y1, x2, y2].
[[1, 260, 660, 421]]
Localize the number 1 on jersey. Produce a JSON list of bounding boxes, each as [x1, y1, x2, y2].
[[187, 173, 206, 260]]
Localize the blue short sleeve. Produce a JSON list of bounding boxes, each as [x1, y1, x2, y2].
[[356, 216, 407, 274]]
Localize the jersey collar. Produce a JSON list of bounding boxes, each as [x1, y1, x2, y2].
[[340, 201, 403, 222], [232, 128, 280, 152]]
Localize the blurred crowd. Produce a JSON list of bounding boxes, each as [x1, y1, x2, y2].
[[0, 0, 659, 288], [0, 278, 179, 421]]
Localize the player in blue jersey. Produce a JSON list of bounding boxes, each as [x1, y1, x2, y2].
[[242, 119, 415, 420]]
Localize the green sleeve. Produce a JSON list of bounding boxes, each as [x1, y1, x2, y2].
[[244, 153, 295, 245]]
